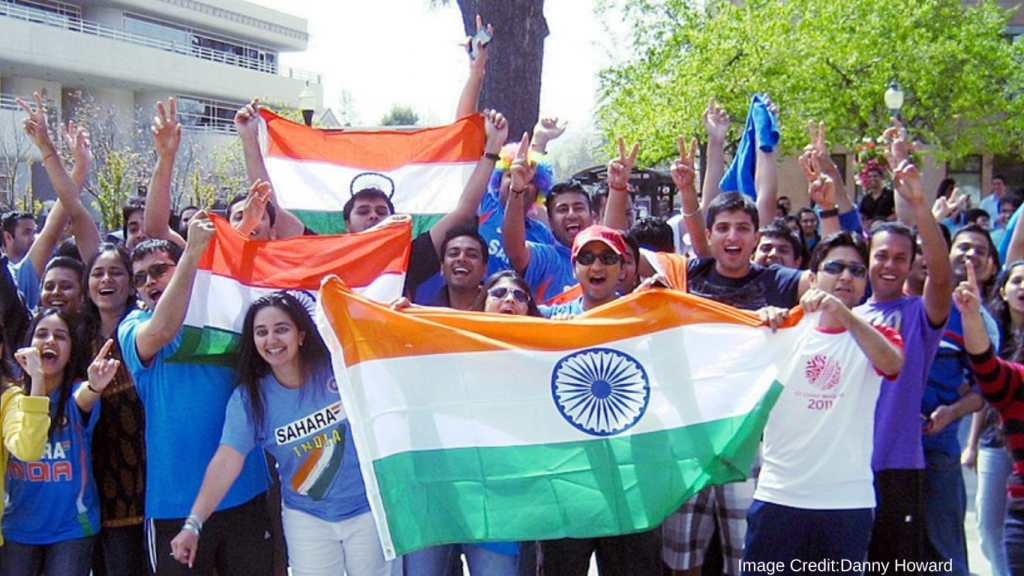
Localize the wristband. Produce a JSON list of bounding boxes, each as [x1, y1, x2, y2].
[[682, 206, 702, 218], [87, 384, 102, 394], [186, 514, 204, 532], [483, 152, 500, 162], [182, 522, 200, 537], [608, 184, 628, 192], [818, 205, 840, 219], [40, 152, 57, 164]]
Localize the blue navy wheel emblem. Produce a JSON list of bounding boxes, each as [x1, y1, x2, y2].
[[551, 348, 650, 436]]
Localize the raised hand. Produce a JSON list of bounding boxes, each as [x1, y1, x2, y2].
[[702, 98, 729, 143], [607, 136, 639, 191], [234, 99, 261, 141], [509, 132, 535, 196], [14, 347, 44, 383], [152, 98, 182, 158], [62, 121, 93, 172], [805, 120, 829, 158], [16, 93, 54, 152], [187, 211, 216, 252], [952, 260, 982, 315], [892, 159, 925, 206], [670, 136, 698, 193], [483, 109, 509, 150], [799, 151, 835, 208], [882, 117, 912, 168], [467, 14, 493, 75], [87, 339, 120, 394], [533, 117, 567, 147], [236, 180, 271, 238]]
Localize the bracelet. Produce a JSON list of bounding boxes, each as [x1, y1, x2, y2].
[[483, 152, 500, 162], [608, 184, 628, 192], [87, 384, 102, 394], [186, 514, 204, 532], [182, 522, 200, 537], [40, 152, 57, 164], [682, 206, 702, 218], [819, 205, 840, 219]]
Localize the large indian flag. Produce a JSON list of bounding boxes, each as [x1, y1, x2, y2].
[[168, 215, 411, 365], [316, 279, 814, 559], [259, 109, 485, 236]]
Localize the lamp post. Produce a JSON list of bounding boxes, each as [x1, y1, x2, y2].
[[299, 82, 317, 127], [884, 79, 904, 120]]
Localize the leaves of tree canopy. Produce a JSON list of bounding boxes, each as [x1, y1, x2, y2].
[[598, 0, 1024, 165]]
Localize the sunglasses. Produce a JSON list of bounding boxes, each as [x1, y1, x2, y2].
[[575, 251, 621, 266], [132, 262, 176, 288], [819, 260, 867, 279], [488, 286, 529, 303]]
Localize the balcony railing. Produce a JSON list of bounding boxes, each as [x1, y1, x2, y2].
[[0, 1, 321, 84]]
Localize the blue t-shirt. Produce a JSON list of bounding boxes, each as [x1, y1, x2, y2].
[[539, 295, 585, 319], [686, 258, 802, 311], [922, 306, 1000, 457], [220, 369, 370, 522], [523, 242, 576, 304], [3, 383, 100, 544], [478, 184, 558, 277], [118, 309, 269, 519], [7, 256, 39, 311]]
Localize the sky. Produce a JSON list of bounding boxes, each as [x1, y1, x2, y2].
[[249, 0, 626, 131]]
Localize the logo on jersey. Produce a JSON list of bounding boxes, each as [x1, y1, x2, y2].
[[805, 354, 841, 391]]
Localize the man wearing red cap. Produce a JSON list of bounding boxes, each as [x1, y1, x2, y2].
[[538, 224, 627, 318]]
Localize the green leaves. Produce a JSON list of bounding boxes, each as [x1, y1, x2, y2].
[[599, 0, 1022, 163]]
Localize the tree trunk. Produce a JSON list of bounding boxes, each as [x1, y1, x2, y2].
[[455, 0, 548, 140]]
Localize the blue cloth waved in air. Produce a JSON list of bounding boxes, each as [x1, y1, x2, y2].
[[719, 95, 780, 200]]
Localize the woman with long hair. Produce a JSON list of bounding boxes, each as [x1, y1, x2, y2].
[[0, 309, 120, 575], [82, 243, 147, 575], [39, 257, 85, 314], [170, 291, 396, 575]]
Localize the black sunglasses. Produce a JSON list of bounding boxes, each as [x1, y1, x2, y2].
[[132, 262, 176, 288], [819, 260, 867, 279], [488, 286, 529, 303], [575, 251, 622, 266]]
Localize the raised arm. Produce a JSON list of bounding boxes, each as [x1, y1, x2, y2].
[[754, 98, 779, 229], [133, 214, 215, 363], [502, 133, 536, 274], [60, 122, 101, 260], [671, 136, 710, 257], [700, 98, 729, 211], [15, 93, 69, 276], [1005, 195, 1024, 264], [455, 15, 492, 120], [74, 339, 119, 413], [235, 100, 305, 238], [145, 98, 186, 248], [429, 109, 508, 253], [603, 137, 638, 231], [530, 117, 566, 155], [894, 159, 953, 326], [170, 444, 246, 568]]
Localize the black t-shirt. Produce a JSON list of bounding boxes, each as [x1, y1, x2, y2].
[[404, 231, 440, 299], [859, 188, 895, 222], [686, 257, 802, 310]]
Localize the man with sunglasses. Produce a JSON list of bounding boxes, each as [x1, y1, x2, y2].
[[119, 215, 273, 575], [852, 159, 953, 574], [538, 225, 626, 318], [743, 231, 904, 574]]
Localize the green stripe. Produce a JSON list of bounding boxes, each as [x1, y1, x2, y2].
[[293, 210, 443, 238], [373, 381, 783, 557], [166, 326, 240, 367]]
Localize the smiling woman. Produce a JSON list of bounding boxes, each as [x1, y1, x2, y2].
[[39, 257, 85, 314]]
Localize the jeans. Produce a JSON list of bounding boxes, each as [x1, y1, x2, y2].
[[0, 535, 98, 576], [281, 506, 398, 576], [976, 446, 1012, 576], [922, 450, 969, 576], [540, 529, 662, 576], [1006, 504, 1024, 576], [404, 543, 518, 576]]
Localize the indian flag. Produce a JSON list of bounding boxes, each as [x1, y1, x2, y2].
[[259, 109, 485, 237], [169, 214, 411, 365], [316, 279, 814, 559]]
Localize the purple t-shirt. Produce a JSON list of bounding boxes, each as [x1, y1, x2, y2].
[[854, 296, 945, 470]]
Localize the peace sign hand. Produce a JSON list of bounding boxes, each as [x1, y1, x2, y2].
[[152, 98, 182, 158], [800, 151, 835, 208], [508, 132, 535, 197], [607, 136, 639, 191], [16, 93, 55, 152], [670, 136, 698, 194]]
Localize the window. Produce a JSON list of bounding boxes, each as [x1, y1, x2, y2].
[[124, 14, 278, 73], [176, 96, 243, 132]]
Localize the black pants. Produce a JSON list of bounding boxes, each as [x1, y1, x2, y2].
[[541, 528, 662, 576], [867, 469, 923, 575], [147, 494, 273, 576]]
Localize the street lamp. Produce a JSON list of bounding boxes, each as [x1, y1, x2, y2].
[[299, 82, 317, 127], [884, 79, 904, 119]]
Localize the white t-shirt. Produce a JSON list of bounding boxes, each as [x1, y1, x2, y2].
[[754, 324, 902, 510]]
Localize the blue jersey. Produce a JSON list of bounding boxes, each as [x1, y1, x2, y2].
[[7, 256, 39, 311], [119, 310, 269, 519], [220, 368, 369, 522], [3, 383, 100, 544], [523, 242, 576, 304]]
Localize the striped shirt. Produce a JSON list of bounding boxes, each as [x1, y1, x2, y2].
[[968, 345, 1024, 499]]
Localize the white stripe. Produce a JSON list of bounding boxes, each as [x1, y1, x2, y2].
[[332, 319, 814, 461], [266, 157, 478, 213], [184, 270, 405, 334]]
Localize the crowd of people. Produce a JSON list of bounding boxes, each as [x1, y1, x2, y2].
[[0, 18, 1022, 576]]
